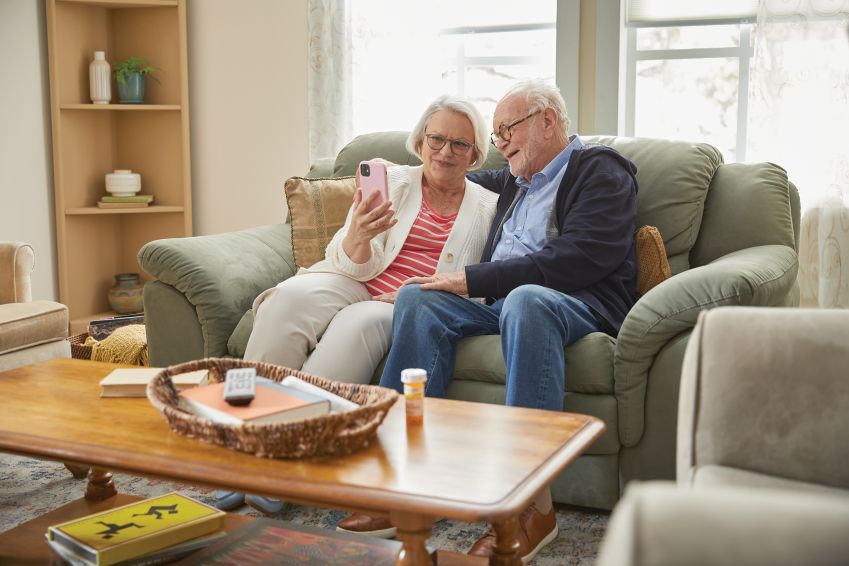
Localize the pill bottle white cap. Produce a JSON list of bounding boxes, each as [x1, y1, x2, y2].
[[401, 368, 427, 384]]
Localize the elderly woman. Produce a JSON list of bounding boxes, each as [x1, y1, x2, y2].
[[219, 95, 496, 515], [242, 95, 496, 387]]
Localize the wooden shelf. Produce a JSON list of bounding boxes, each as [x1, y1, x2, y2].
[[57, 0, 179, 7], [61, 103, 181, 110], [66, 205, 185, 215], [46, 0, 191, 326]]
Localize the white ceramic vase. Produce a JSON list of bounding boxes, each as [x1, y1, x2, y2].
[[105, 169, 141, 196], [89, 51, 111, 105]]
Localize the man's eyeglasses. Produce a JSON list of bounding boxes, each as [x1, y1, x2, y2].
[[424, 134, 475, 155], [490, 110, 541, 145]]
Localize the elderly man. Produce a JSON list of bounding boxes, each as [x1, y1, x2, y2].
[[382, 80, 639, 560]]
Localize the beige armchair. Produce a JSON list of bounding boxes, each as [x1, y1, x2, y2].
[[596, 306, 849, 565], [0, 242, 70, 371]]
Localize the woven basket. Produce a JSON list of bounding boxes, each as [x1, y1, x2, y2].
[[147, 358, 399, 459], [68, 333, 93, 360]]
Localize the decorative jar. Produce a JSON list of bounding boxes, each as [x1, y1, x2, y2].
[[89, 51, 111, 104], [105, 169, 142, 196], [108, 273, 144, 314]]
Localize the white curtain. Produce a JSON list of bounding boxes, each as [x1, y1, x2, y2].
[[308, 0, 352, 162], [747, 0, 849, 307]]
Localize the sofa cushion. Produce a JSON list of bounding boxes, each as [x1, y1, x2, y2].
[[693, 465, 849, 499], [587, 136, 723, 275], [452, 332, 615, 394], [0, 300, 68, 355], [284, 176, 357, 268], [636, 225, 671, 295], [228, 309, 254, 358]]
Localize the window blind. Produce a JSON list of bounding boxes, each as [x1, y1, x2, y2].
[[626, 0, 758, 25]]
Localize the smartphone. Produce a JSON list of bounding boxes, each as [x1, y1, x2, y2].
[[358, 160, 389, 211]]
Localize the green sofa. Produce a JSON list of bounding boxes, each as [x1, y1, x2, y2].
[[138, 133, 800, 510]]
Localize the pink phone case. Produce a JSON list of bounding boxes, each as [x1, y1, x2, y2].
[[358, 160, 389, 211]]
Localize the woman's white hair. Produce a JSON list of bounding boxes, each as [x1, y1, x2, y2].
[[502, 80, 570, 141], [406, 95, 489, 170]]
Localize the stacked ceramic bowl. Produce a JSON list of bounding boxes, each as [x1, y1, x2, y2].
[[105, 169, 142, 196]]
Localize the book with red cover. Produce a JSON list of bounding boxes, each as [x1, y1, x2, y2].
[[176, 518, 401, 565], [178, 379, 330, 425]]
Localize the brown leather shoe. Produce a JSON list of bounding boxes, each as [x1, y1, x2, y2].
[[336, 512, 397, 539], [468, 504, 558, 564]]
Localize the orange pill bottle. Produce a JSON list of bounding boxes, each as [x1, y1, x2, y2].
[[401, 368, 427, 425]]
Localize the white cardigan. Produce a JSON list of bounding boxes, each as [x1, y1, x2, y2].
[[305, 165, 497, 281]]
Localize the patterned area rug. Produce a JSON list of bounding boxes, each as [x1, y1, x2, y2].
[[0, 453, 608, 565]]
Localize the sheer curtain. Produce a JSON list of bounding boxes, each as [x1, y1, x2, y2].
[[308, 0, 352, 162], [747, 0, 849, 306]]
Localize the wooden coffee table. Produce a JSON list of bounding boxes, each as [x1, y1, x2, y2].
[[0, 359, 605, 565]]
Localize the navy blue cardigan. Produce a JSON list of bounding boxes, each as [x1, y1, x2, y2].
[[467, 145, 639, 336]]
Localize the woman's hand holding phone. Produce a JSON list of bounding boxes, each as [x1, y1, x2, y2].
[[342, 160, 397, 263]]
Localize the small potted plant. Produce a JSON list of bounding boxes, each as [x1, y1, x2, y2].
[[113, 56, 158, 104]]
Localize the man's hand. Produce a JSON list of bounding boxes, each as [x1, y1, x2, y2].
[[404, 271, 468, 296]]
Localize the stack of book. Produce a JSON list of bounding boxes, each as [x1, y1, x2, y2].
[[178, 376, 351, 425], [97, 194, 155, 209], [45, 492, 225, 566]]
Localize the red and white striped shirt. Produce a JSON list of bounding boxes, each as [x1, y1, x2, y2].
[[365, 198, 457, 296]]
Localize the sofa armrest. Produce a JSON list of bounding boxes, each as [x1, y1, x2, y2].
[[0, 242, 35, 304], [138, 223, 296, 362], [596, 482, 849, 566], [614, 244, 799, 447]]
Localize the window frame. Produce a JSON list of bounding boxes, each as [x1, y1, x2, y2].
[[439, 22, 556, 96], [622, 19, 754, 161]]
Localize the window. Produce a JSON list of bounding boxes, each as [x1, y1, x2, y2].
[[622, 1, 758, 162], [623, 23, 754, 162], [349, 1, 556, 137]]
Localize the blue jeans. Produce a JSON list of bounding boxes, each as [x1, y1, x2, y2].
[[379, 284, 600, 411]]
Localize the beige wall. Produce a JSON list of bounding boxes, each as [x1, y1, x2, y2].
[[0, 0, 310, 301], [0, 0, 57, 301], [187, 0, 309, 235]]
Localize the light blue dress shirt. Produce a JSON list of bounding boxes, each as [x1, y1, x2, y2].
[[491, 136, 583, 261]]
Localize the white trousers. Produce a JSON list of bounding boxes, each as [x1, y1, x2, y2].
[[243, 272, 394, 385]]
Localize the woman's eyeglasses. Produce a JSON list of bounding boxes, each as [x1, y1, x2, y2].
[[425, 134, 474, 155], [490, 110, 541, 145]]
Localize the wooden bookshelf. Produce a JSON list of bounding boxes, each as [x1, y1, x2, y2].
[[45, 0, 192, 327]]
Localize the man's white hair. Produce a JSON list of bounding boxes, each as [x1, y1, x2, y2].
[[502, 80, 570, 140]]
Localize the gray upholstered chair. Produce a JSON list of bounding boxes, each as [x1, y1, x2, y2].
[[138, 134, 801, 510], [0, 242, 70, 371], [596, 306, 849, 565]]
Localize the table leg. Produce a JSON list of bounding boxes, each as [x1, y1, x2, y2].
[[84, 468, 116, 501], [390, 511, 435, 566], [64, 463, 90, 479], [488, 516, 522, 566]]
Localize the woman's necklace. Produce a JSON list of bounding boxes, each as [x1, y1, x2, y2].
[[422, 178, 464, 216]]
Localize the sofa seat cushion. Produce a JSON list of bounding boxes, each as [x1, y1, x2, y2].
[[693, 465, 849, 499], [453, 332, 615, 394], [0, 300, 68, 355]]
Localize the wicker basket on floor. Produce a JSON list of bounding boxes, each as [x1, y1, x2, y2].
[[147, 357, 399, 459], [68, 333, 93, 360]]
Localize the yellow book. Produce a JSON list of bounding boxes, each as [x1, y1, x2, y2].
[[46, 492, 225, 566]]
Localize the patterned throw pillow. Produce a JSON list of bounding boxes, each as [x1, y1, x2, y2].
[[636, 225, 672, 295], [284, 176, 357, 268]]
